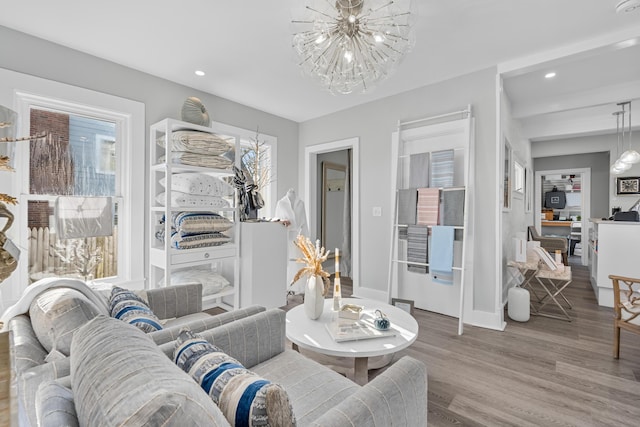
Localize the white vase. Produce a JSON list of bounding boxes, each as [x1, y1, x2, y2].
[[304, 275, 324, 320]]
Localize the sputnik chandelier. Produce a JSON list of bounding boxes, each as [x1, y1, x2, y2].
[[610, 101, 638, 175], [292, 0, 414, 95]]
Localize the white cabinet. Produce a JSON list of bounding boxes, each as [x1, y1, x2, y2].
[[239, 222, 288, 309], [589, 219, 640, 307], [148, 118, 240, 311]]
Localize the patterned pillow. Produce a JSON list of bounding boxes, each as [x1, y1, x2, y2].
[[155, 229, 232, 250], [170, 211, 234, 233], [173, 329, 297, 427], [109, 287, 163, 333], [29, 287, 103, 356], [159, 172, 235, 197], [156, 191, 231, 209]]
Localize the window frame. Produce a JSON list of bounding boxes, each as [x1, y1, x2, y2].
[[13, 89, 145, 289], [210, 121, 278, 218]]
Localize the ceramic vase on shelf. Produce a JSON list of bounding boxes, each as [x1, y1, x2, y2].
[[304, 275, 324, 320]]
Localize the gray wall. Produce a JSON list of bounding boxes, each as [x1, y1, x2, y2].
[[534, 151, 610, 219], [299, 67, 499, 317]]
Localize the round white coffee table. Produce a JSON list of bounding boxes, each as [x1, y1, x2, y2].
[[285, 297, 418, 385]]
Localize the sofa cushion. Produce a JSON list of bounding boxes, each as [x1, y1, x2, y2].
[[71, 315, 229, 427], [174, 329, 296, 427], [250, 350, 359, 425], [109, 286, 163, 333], [28, 287, 102, 356], [35, 380, 78, 427]]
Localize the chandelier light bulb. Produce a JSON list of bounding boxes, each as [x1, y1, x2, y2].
[[344, 50, 354, 62], [315, 34, 326, 44], [374, 33, 385, 43]]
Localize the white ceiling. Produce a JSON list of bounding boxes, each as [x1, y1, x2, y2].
[[1, 0, 639, 126]]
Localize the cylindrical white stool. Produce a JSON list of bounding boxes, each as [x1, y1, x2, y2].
[[508, 286, 530, 322]]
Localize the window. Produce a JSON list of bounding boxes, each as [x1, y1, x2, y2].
[[513, 160, 525, 195], [211, 121, 277, 217], [14, 88, 144, 288]]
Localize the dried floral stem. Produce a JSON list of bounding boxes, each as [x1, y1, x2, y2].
[[291, 234, 331, 296]]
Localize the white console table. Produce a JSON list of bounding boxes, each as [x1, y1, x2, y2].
[[589, 218, 640, 307]]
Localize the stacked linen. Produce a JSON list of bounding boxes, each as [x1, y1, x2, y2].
[[157, 130, 234, 169], [156, 212, 233, 250], [156, 172, 235, 209]]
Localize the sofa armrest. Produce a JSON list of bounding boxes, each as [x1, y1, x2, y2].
[[142, 283, 203, 319], [309, 356, 427, 427], [158, 308, 286, 368], [149, 305, 266, 345], [9, 315, 47, 374], [19, 358, 71, 427]]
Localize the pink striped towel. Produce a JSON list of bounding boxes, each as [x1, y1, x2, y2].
[[417, 188, 440, 226]]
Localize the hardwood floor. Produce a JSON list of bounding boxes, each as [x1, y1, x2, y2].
[[272, 265, 640, 426]]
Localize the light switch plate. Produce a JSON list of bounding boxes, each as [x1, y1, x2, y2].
[[372, 207, 382, 217]]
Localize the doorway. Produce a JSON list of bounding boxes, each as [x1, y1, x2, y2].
[[304, 138, 360, 295], [535, 168, 591, 266]]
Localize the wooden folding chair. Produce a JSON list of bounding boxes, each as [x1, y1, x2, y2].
[[609, 275, 640, 359]]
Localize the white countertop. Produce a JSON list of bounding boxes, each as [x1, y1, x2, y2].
[[590, 218, 640, 225]]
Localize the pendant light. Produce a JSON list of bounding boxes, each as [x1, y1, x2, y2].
[[618, 102, 639, 164]]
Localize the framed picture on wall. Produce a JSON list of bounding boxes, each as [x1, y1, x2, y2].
[[616, 177, 640, 195]]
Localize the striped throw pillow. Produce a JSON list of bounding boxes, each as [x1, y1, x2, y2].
[[174, 329, 296, 427], [109, 287, 163, 333]]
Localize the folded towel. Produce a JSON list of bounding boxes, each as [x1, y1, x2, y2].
[[409, 152, 430, 188], [430, 150, 454, 188], [398, 189, 417, 225], [407, 225, 428, 274], [417, 188, 440, 226], [430, 226, 454, 285], [441, 189, 465, 226]]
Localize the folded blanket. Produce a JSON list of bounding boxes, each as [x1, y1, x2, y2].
[[430, 226, 454, 285], [159, 152, 233, 170], [0, 277, 110, 330]]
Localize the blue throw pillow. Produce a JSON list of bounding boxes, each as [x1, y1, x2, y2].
[[173, 329, 296, 427], [109, 287, 163, 333]]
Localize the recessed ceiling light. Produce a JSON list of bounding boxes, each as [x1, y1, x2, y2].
[[545, 72, 556, 79], [195, 70, 205, 77]]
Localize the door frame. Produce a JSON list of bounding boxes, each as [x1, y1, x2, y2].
[[535, 168, 591, 266], [304, 137, 360, 296]]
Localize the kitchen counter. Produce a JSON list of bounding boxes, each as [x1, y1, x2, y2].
[[588, 218, 640, 307]]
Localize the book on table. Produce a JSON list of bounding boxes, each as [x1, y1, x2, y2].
[[325, 317, 396, 343]]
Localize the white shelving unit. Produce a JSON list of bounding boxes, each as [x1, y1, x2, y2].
[[148, 118, 240, 311], [387, 107, 474, 335]]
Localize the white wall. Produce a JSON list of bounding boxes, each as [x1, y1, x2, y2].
[[299, 68, 502, 330], [500, 86, 532, 304]]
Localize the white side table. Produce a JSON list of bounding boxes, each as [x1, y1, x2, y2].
[[285, 298, 418, 385]]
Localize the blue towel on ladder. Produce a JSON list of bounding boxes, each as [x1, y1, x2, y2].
[[430, 226, 454, 285]]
